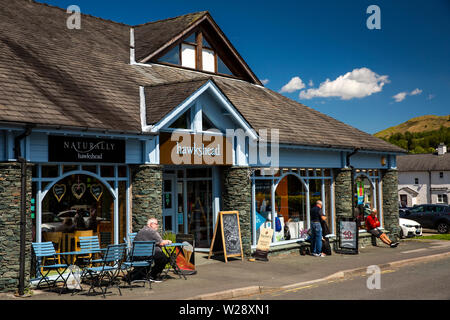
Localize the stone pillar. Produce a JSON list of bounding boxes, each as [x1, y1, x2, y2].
[[0, 163, 32, 293], [381, 169, 400, 241], [221, 166, 252, 257], [130, 165, 163, 232], [334, 168, 353, 220]]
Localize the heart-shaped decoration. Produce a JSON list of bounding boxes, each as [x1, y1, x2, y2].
[[53, 184, 66, 203], [71, 182, 86, 200], [90, 184, 103, 202]]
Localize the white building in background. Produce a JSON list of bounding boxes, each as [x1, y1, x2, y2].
[[397, 143, 450, 207]]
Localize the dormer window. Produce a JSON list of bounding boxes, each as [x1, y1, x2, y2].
[[157, 30, 233, 76]]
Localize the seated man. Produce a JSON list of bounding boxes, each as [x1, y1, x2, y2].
[[130, 217, 172, 282], [365, 209, 399, 248]]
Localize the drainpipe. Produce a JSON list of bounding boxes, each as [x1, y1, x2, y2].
[[346, 148, 360, 218], [14, 125, 33, 297]]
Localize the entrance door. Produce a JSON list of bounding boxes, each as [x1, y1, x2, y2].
[[162, 174, 177, 233]]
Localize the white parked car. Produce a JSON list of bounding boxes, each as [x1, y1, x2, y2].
[[399, 217, 422, 239]]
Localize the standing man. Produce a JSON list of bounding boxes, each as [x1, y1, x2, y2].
[[310, 200, 326, 257], [365, 209, 399, 248], [133, 217, 172, 282]]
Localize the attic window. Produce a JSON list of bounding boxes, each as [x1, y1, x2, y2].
[[169, 108, 191, 129], [156, 31, 234, 76]]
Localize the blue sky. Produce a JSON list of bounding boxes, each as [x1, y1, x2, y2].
[[41, 0, 449, 134]]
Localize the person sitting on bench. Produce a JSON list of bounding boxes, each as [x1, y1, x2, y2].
[[365, 209, 399, 248]]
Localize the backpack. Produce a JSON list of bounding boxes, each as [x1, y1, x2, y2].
[[322, 238, 332, 256]]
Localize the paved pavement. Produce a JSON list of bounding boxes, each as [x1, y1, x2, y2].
[[1, 238, 449, 300]]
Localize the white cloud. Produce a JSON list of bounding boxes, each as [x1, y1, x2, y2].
[[261, 79, 270, 85], [392, 88, 423, 102], [299, 67, 389, 100], [308, 79, 314, 87], [393, 92, 407, 102], [410, 88, 422, 95], [427, 94, 435, 100], [280, 76, 306, 93]]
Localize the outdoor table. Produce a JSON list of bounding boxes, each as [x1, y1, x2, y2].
[[56, 250, 91, 292], [162, 243, 187, 280]]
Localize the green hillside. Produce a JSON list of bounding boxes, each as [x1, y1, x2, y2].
[[374, 115, 450, 154]]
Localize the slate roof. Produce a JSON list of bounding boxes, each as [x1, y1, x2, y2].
[[134, 11, 208, 62], [0, 0, 405, 153], [397, 153, 450, 171]]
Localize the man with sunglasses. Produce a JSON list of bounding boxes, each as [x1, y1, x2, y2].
[[133, 217, 172, 282]]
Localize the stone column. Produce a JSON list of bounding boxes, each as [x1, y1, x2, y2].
[[0, 163, 32, 293], [381, 169, 400, 241], [130, 165, 163, 232], [221, 166, 252, 257], [334, 168, 353, 220]]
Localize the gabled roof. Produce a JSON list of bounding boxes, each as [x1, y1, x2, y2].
[[134, 11, 262, 85], [0, 1, 405, 154], [140, 64, 406, 153], [397, 153, 450, 171], [134, 11, 208, 62]]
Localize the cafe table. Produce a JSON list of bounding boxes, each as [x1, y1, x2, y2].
[[162, 243, 187, 280], [56, 250, 91, 292]]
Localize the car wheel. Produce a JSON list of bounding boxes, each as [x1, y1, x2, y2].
[[399, 229, 405, 239], [437, 222, 449, 234]]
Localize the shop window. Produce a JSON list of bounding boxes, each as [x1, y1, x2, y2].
[[100, 166, 115, 177], [82, 165, 97, 174], [354, 176, 376, 230], [275, 175, 307, 242], [41, 165, 58, 178], [118, 165, 127, 178], [186, 168, 211, 178], [254, 179, 273, 245], [62, 165, 78, 174]]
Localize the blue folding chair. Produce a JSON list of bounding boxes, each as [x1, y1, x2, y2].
[[82, 243, 127, 298], [79, 235, 105, 267], [32, 242, 69, 294], [124, 232, 137, 250], [122, 241, 156, 289]]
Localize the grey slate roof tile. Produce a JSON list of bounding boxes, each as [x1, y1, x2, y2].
[[0, 0, 404, 153]]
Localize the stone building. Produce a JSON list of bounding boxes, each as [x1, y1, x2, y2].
[[0, 0, 404, 292]]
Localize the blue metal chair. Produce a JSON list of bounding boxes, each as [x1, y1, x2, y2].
[[78, 235, 105, 267], [82, 243, 127, 298], [122, 241, 156, 289], [124, 232, 137, 250], [31, 242, 69, 294]]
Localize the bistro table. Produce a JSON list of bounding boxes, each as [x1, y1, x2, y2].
[[57, 250, 91, 292], [162, 243, 187, 280]]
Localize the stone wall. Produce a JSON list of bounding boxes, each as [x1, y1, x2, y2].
[[334, 168, 353, 219], [0, 163, 32, 293], [221, 166, 252, 256], [130, 165, 163, 232], [382, 169, 400, 241]]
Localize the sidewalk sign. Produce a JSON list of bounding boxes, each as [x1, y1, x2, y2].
[[176, 233, 197, 275], [254, 227, 273, 261], [208, 211, 244, 263], [335, 218, 359, 254]]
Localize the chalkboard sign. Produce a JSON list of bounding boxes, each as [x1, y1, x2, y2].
[[208, 211, 243, 263], [335, 218, 359, 255]]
